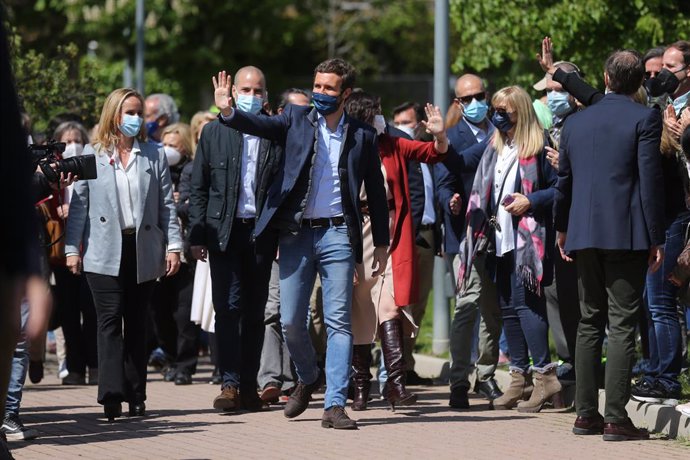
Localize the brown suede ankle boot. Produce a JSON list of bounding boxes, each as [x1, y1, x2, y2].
[[379, 319, 417, 411], [351, 344, 373, 411], [517, 365, 562, 413], [492, 368, 529, 410]]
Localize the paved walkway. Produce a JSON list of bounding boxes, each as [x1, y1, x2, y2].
[[8, 360, 690, 459]]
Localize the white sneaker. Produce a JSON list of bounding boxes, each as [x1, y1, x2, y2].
[[58, 360, 69, 380]]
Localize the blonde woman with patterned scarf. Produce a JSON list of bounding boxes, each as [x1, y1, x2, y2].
[[458, 86, 559, 412]]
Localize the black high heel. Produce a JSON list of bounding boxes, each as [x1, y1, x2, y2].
[[128, 402, 146, 417], [104, 403, 122, 422]]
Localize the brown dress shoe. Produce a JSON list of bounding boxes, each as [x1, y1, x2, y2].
[[572, 414, 605, 435], [260, 383, 281, 404], [284, 372, 323, 419], [213, 386, 239, 411], [321, 405, 358, 430], [603, 418, 650, 441]]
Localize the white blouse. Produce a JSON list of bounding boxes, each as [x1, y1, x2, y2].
[[493, 142, 519, 256], [112, 141, 141, 231]]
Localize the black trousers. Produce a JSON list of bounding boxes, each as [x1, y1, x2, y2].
[[150, 262, 200, 374], [53, 265, 98, 374], [208, 221, 276, 390], [86, 234, 155, 405], [544, 251, 580, 364]]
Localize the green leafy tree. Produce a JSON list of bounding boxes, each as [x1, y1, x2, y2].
[[450, 0, 690, 93]]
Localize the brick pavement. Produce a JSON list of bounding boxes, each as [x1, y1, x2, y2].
[[7, 360, 690, 460]]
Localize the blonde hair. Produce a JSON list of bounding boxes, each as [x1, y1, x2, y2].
[[161, 122, 194, 159], [491, 86, 545, 159], [190, 110, 216, 151], [92, 88, 146, 153]]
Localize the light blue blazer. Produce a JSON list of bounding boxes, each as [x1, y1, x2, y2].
[[65, 141, 182, 283]]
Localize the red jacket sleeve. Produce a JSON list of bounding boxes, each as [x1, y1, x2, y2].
[[393, 135, 447, 164]]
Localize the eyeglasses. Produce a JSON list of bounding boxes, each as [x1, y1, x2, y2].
[[494, 108, 515, 117], [455, 92, 486, 105]]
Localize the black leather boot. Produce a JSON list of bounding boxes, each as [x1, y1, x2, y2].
[[379, 319, 417, 410], [351, 344, 372, 411]]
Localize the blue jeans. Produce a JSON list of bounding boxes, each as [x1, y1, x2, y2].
[[279, 224, 355, 409], [642, 214, 689, 392], [6, 301, 29, 416], [495, 251, 551, 371]]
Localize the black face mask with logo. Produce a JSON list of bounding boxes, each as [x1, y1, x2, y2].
[[645, 68, 681, 97]]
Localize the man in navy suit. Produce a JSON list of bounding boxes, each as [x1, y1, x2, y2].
[[213, 59, 389, 430], [555, 50, 664, 441], [435, 74, 503, 408]]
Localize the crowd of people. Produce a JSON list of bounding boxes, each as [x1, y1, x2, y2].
[[4, 32, 690, 452]]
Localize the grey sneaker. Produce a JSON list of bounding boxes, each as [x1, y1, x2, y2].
[[2, 413, 39, 441]]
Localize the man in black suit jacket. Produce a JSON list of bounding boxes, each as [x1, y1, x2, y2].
[[189, 66, 281, 413], [435, 74, 503, 408], [213, 59, 389, 430], [555, 50, 665, 441]]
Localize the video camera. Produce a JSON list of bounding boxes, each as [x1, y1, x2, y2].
[[30, 140, 97, 182]]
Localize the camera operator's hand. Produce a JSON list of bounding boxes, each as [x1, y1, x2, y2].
[[50, 171, 78, 191], [66, 254, 82, 275]]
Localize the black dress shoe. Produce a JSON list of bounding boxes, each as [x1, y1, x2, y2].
[[406, 370, 433, 386], [175, 372, 192, 385], [449, 386, 470, 409], [474, 378, 503, 401], [128, 403, 146, 417], [603, 418, 650, 441], [104, 403, 122, 422]]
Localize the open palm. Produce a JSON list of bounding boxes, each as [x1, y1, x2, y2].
[[421, 103, 444, 135], [212, 70, 233, 116]]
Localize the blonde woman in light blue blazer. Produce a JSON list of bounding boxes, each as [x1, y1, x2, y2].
[[65, 88, 182, 421]]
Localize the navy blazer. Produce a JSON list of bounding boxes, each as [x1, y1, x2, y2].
[[435, 120, 489, 254], [555, 93, 665, 251], [220, 104, 389, 263]]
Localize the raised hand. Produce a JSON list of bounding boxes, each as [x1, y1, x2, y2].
[[213, 71, 233, 116], [665, 104, 683, 139], [537, 36, 556, 75], [421, 103, 445, 136]]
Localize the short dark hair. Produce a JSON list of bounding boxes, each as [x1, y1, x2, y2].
[[643, 47, 665, 64], [344, 90, 380, 125], [666, 41, 690, 67], [314, 58, 356, 91], [605, 50, 644, 95], [278, 88, 310, 111], [392, 101, 423, 122]]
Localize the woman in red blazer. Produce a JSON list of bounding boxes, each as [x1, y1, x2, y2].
[[345, 92, 448, 410]]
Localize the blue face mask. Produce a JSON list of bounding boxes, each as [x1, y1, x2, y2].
[[463, 99, 489, 124], [146, 120, 159, 138], [672, 89, 690, 116], [312, 92, 341, 115], [119, 114, 143, 138], [547, 90, 573, 117], [235, 94, 264, 115], [491, 111, 514, 133]]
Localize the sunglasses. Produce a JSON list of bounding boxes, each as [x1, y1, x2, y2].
[[455, 92, 486, 105], [494, 108, 515, 117]]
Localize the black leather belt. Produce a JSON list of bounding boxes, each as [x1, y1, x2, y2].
[[302, 216, 345, 228], [235, 217, 255, 225], [419, 223, 435, 231], [122, 228, 136, 235]]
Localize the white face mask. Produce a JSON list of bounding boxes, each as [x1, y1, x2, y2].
[[163, 146, 182, 166], [373, 114, 386, 135], [62, 142, 84, 158], [395, 125, 415, 138]]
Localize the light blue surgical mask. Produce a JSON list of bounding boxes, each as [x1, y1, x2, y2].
[[236, 94, 264, 115], [672, 89, 690, 116], [119, 114, 143, 138], [547, 90, 573, 117], [463, 99, 489, 124]]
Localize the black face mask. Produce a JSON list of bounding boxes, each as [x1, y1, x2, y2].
[[645, 68, 681, 97]]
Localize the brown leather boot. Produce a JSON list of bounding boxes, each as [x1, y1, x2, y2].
[[379, 319, 417, 411], [492, 369, 529, 410], [351, 344, 373, 411], [517, 365, 562, 413]]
